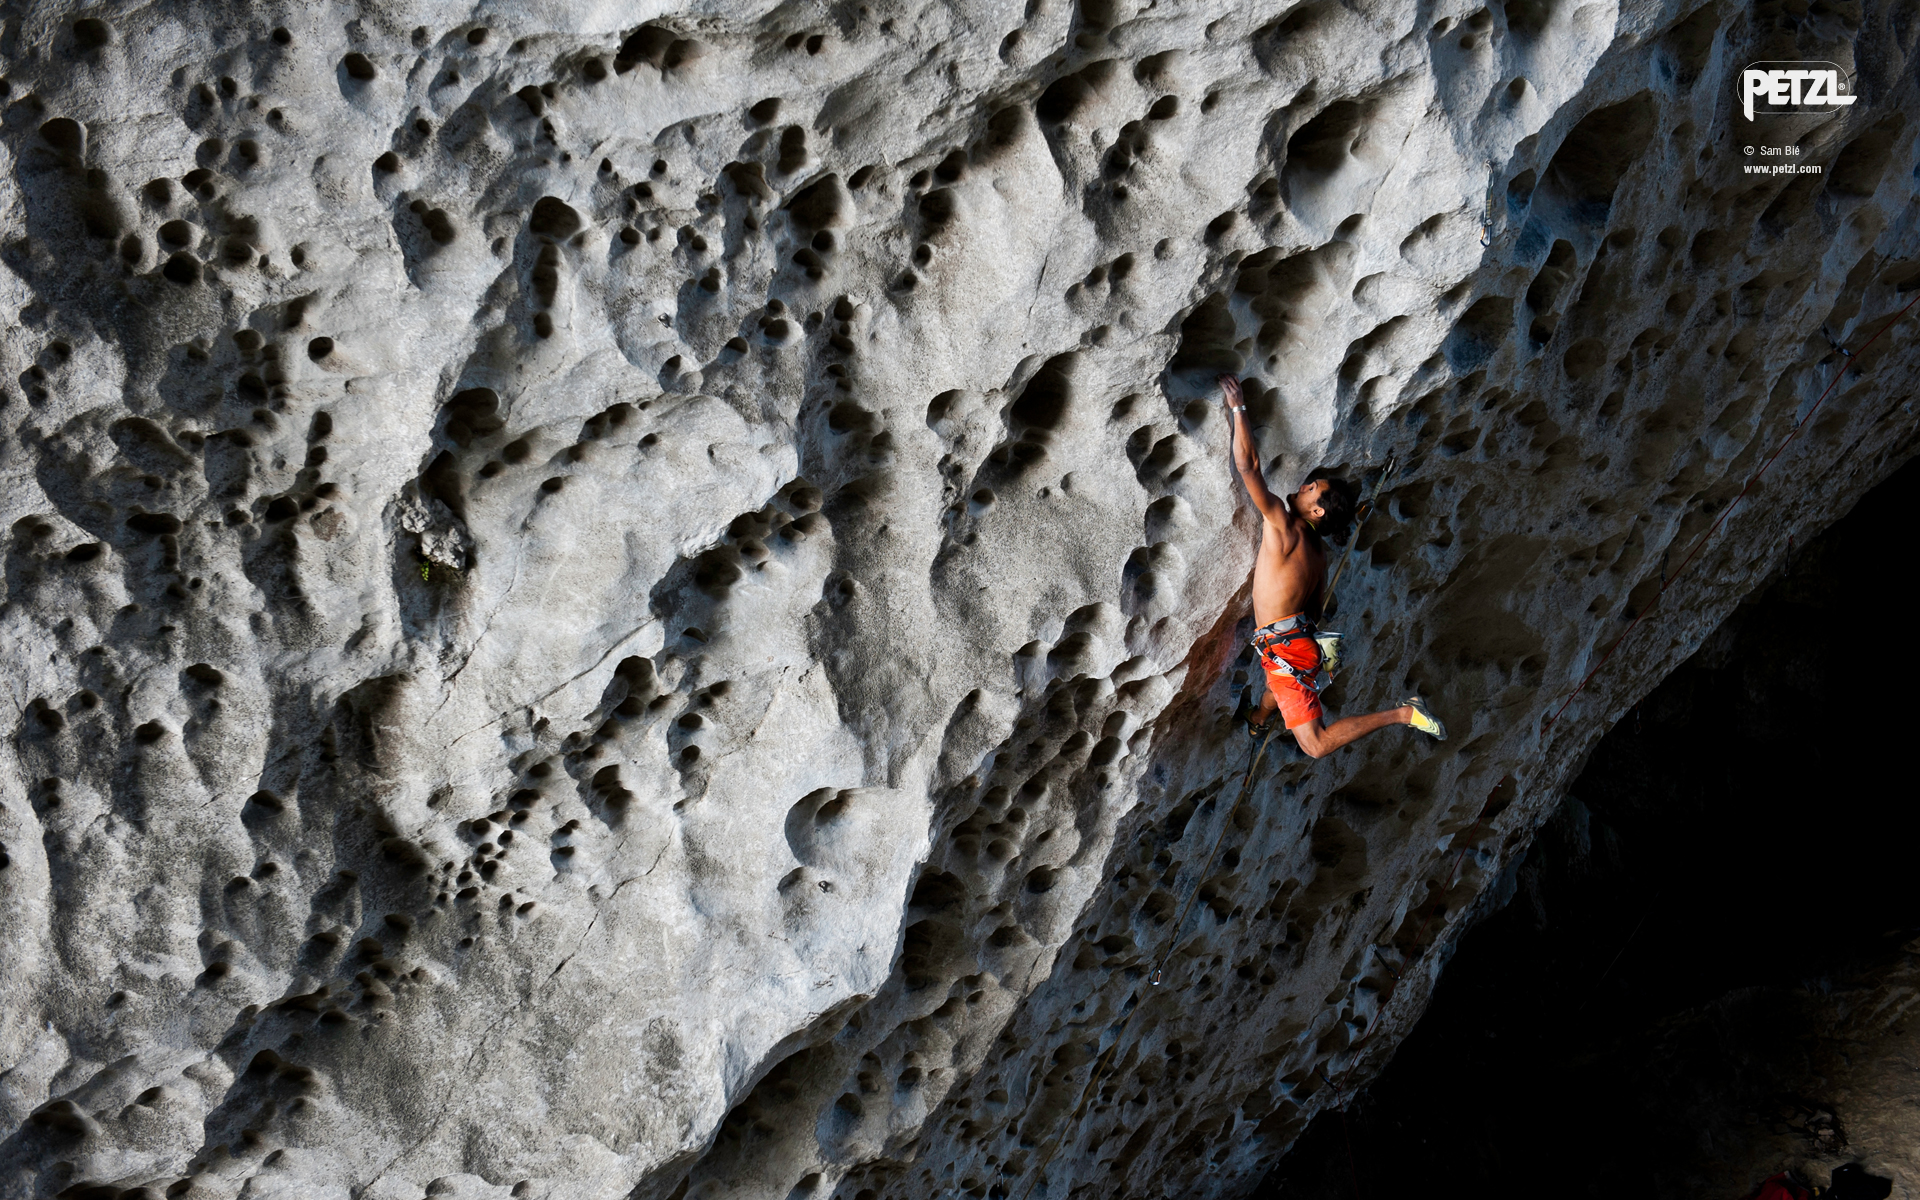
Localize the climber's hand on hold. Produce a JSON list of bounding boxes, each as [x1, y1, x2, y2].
[[1220, 376, 1285, 527], [1220, 374, 1250, 453]]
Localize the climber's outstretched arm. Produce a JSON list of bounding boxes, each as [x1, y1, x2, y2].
[[1220, 375, 1301, 553]]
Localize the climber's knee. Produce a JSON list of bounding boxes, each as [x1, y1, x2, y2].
[[1293, 720, 1330, 759]]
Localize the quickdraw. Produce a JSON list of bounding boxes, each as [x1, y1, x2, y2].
[[1478, 160, 1496, 247]]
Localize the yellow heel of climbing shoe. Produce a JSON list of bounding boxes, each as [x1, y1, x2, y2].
[[1403, 696, 1446, 740]]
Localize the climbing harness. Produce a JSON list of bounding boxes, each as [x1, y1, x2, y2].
[[1253, 615, 1337, 694], [1007, 724, 1282, 1200], [1544, 285, 1920, 731]]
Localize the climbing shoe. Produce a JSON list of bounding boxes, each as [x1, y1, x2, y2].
[[1403, 696, 1446, 741]]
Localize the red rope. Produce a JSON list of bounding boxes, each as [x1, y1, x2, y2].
[[1314, 788, 1495, 1156], [1339, 1106, 1366, 1200], [1005, 728, 1280, 1200], [1544, 290, 1920, 731]]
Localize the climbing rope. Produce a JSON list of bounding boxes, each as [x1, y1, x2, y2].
[[1379, 810, 1488, 986], [1573, 889, 1663, 1015], [1007, 724, 1281, 1200], [1324, 453, 1398, 617], [1339, 1105, 1367, 1200], [1148, 728, 1284, 987], [1296, 784, 1500, 1168], [1544, 286, 1920, 731]]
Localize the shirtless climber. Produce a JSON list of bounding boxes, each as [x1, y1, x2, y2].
[[1220, 375, 1446, 757]]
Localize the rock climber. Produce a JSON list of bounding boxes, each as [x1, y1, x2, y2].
[[1219, 374, 1446, 756]]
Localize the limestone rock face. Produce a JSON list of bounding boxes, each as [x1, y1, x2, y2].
[[0, 0, 1913, 1197]]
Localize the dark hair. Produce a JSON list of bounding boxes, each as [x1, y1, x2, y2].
[[1306, 474, 1357, 541]]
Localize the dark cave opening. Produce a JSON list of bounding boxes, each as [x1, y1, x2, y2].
[[1255, 453, 1920, 1200]]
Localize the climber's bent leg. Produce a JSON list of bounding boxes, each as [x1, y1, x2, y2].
[[1291, 707, 1413, 759], [1251, 688, 1279, 726]]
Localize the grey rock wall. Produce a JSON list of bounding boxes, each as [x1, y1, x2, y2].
[[0, 0, 1914, 1197]]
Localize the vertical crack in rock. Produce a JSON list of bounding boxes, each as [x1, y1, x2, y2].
[[0, 1, 1914, 1198]]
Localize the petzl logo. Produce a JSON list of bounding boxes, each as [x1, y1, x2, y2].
[[1742, 61, 1856, 120]]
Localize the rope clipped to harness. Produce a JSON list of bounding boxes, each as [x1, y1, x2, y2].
[[1149, 724, 1281, 985]]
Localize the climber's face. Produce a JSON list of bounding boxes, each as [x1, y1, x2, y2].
[[1294, 479, 1331, 525]]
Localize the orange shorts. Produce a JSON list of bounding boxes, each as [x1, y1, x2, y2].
[[1256, 630, 1324, 730]]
